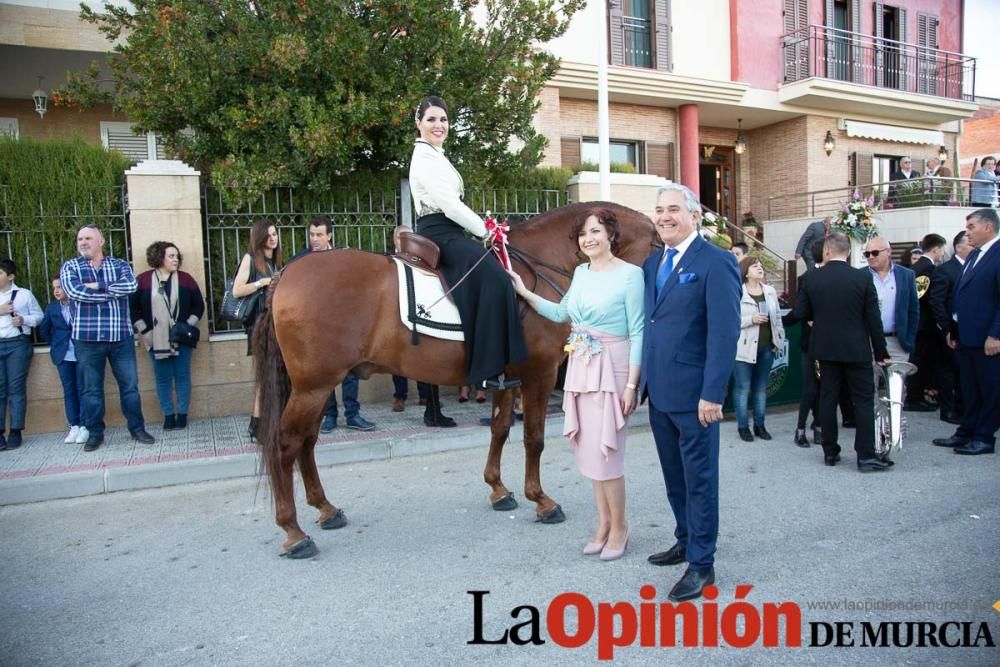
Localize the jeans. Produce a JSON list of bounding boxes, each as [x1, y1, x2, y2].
[[0, 336, 33, 432], [325, 373, 360, 421], [75, 338, 145, 437], [149, 346, 193, 416], [392, 376, 430, 401], [55, 360, 82, 427], [732, 346, 775, 429]]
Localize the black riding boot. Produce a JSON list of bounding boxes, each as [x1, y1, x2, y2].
[[423, 386, 457, 428]]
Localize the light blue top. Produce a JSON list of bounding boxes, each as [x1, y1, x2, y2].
[[533, 263, 645, 365]]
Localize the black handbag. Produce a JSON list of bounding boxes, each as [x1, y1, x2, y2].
[[169, 321, 201, 348], [220, 277, 260, 324]]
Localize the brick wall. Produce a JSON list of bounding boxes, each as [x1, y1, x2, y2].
[[535, 87, 563, 167], [746, 117, 810, 221], [0, 99, 125, 144]]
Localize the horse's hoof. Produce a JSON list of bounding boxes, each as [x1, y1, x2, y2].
[[535, 504, 566, 524], [320, 508, 348, 530], [279, 536, 318, 559], [491, 494, 518, 511]]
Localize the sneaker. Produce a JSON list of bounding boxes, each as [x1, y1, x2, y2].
[[320, 415, 336, 433], [75, 426, 90, 444], [65, 425, 81, 444], [345, 415, 376, 431]]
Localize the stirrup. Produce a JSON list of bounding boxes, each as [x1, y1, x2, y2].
[[481, 374, 521, 391]]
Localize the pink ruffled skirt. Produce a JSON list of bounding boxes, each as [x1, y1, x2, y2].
[[562, 327, 630, 481]]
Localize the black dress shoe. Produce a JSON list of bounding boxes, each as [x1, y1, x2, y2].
[[812, 427, 823, 445], [0, 433, 6, 451], [668, 567, 716, 602], [83, 434, 105, 452], [753, 425, 772, 440], [954, 441, 995, 455], [737, 427, 753, 442], [932, 435, 969, 448], [648, 543, 686, 566], [824, 453, 841, 466], [163, 415, 177, 431], [130, 428, 155, 444], [176, 414, 188, 429], [904, 400, 936, 412], [6, 430, 22, 449], [857, 458, 893, 472], [794, 429, 810, 447]]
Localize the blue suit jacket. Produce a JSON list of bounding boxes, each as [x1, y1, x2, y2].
[[885, 264, 920, 353], [38, 301, 74, 364], [952, 241, 1000, 347], [640, 234, 742, 410]]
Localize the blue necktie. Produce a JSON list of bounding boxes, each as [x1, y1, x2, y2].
[[656, 248, 678, 298], [960, 248, 980, 286]]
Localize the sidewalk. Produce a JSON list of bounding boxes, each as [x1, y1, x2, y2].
[[0, 393, 623, 506]]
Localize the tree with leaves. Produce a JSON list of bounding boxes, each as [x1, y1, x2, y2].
[[56, 0, 584, 202]]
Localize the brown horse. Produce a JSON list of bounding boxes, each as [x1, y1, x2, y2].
[[254, 201, 656, 557]]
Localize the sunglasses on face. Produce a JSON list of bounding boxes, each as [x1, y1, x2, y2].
[[863, 249, 887, 258]]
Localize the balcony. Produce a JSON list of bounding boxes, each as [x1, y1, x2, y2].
[[779, 26, 978, 124]]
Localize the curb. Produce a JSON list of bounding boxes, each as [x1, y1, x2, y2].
[[0, 411, 654, 507]]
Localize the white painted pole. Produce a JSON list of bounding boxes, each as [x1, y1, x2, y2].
[[597, 0, 612, 200]]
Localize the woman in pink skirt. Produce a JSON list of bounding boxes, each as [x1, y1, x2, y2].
[[509, 208, 644, 561]]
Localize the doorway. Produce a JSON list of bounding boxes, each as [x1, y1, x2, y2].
[[698, 145, 735, 220]]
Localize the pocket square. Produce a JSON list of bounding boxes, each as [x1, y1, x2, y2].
[[678, 273, 699, 284]]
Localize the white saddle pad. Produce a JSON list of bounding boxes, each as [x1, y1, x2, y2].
[[393, 257, 464, 342]]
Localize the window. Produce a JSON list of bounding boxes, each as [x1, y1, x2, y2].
[[581, 138, 641, 171], [100, 121, 165, 163], [610, 0, 671, 71], [0, 118, 18, 139]]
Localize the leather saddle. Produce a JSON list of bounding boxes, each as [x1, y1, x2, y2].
[[395, 232, 440, 272]]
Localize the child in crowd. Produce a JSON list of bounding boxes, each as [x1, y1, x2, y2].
[[0, 258, 43, 450], [38, 278, 87, 444]]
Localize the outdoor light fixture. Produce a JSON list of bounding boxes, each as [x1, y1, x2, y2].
[[32, 77, 47, 119], [823, 130, 836, 156], [734, 118, 747, 155], [938, 145, 949, 162]]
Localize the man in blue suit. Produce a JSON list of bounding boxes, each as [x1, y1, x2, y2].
[[933, 209, 1000, 455], [640, 184, 741, 602], [862, 237, 919, 362]]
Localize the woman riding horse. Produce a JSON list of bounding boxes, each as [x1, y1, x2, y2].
[[409, 95, 527, 391]]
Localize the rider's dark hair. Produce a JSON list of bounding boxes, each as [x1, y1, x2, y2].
[[415, 96, 449, 135]]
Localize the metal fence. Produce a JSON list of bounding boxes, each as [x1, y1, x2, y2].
[[767, 177, 997, 221], [0, 184, 130, 342], [202, 183, 566, 333]]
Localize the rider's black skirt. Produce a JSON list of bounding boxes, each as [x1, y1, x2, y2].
[[417, 213, 528, 385]]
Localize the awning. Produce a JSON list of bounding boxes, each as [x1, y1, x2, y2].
[[842, 120, 944, 145]]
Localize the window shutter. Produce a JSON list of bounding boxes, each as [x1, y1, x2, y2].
[[824, 0, 835, 77], [609, 0, 625, 66], [851, 0, 863, 82], [852, 151, 874, 188], [874, 3, 885, 87], [561, 136, 581, 168], [653, 0, 672, 72], [898, 7, 908, 90], [645, 141, 675, 180], [917, 13, 939, 95], [105, 127, 152, 163], [783, 0, 809, 82]]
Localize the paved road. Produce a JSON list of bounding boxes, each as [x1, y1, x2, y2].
[[1, 409, 997, 665]]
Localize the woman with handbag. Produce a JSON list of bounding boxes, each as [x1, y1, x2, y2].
[[131, 242, 205, 431], [232, 219, 281, 439]]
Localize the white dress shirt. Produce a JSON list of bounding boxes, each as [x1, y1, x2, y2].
[[0, 282, 44, 338], [408, 140, 487, 238], [969, 235, 998, 271], [659, 229, 700, 271]]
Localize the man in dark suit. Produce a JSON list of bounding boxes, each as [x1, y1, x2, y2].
[[641, 184, 741, 602], [928, 231, 972, 424], [888, 157, 921, 205], [793, 233, 891, 471], [906, 233, 947, 411], [794, 217, 830, 272], [933, 209, 1000, 455]]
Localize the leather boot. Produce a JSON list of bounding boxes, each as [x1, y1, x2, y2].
[[423, 386, 457, 428], [248, 416, 260, 441]]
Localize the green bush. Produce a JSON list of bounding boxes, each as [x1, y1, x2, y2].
[[575, 161, 638, 174]]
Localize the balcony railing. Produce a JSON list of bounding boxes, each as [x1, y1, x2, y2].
[[766, 177, 997, 221], [621, 14, 652, 68], [782, 25, 976, 101]]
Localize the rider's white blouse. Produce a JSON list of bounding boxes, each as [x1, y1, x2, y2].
[[408, 139, 487, 238]]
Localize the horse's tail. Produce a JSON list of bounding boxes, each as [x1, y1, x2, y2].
[[252, 274, 291, 494]]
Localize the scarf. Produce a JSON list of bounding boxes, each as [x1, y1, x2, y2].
[[150, 271, 179, 360]]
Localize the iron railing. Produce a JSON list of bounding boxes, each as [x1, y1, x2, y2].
[[202, 184, 566, 333], [0, 185, 130, 341], [621, 14, 653, 68], [767, 177, 998, 221], [701, 208, 797, 301], [782, 25, 976, 101]]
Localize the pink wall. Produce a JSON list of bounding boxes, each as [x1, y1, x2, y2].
[[731, 0, 965, 91]]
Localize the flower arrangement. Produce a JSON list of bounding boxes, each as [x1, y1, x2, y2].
[[832, 189, 878, 242], [564, 327, 603, 364]]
